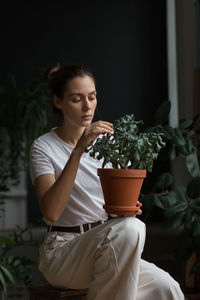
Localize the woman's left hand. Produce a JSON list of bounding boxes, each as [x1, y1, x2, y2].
[[136, 200, 142, 215]]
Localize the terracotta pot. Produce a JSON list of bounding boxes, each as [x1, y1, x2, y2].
[[97, 168, 146, 216]]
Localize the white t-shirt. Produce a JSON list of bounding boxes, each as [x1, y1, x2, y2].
[[29, 129, 108, 226]]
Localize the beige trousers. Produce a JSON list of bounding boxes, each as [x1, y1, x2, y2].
[[39, 217, 184, 300]]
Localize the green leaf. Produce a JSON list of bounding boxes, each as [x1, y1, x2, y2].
[[164, 202, 187, 218], [0, 269, 7, 298], [179, 119, 193, 130], [165, 191, 178, 206], [186, 152, 200, 177], [154, 192, 177, 210], [162, 211, 185, 229], [176, 138, 193, 156], [173, 128, 185, 146], [0, 236, 14, 245], [187, 177, 200, 198], [155, 101, 171, 124], [162, 126, 174, 140], [0, 265, 15, 285], [154, 195, 166, 209], [153, 172, 173, 191], [177, 186, 187, 203]]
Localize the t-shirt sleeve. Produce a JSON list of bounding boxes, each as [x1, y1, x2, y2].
[[29, 139, 55, 184]]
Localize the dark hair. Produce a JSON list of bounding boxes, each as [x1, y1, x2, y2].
[[45, 64, 96, 99], [44, 64, 96, 121]]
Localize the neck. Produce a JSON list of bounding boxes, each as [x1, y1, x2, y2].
[[54, 122, 85, 147]]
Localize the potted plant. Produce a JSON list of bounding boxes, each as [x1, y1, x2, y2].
[[0, 73, 52, 299], [86, 114, 166, 216], [139, 100, 200, 298], [0, 228, 36, 300]]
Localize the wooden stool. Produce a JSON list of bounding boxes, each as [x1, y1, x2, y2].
[[28, 285, 88, 300]]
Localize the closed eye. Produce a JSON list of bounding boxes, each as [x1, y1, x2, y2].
[[89, 97, 96, 101]]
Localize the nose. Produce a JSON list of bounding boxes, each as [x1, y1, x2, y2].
[[82, 99, 91, 111]]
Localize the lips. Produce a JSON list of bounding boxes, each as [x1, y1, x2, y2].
[[82, 115, 92, 120]]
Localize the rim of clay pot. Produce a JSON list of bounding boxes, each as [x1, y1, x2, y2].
[[98, 168, 146, 178], [103, 205, 140, 211], [103, 205, 140, 215]]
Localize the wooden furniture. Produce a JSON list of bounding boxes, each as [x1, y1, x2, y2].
[[28, 285, 88, 300]]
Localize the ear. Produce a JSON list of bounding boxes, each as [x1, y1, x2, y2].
[[53, 95, 62, 109]]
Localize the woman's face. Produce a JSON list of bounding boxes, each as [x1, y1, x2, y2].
[[54, 75, 97, 128]]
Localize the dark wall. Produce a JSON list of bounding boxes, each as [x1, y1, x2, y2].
[[197, 2, 200, 67], [0, 1, 167, 223], [1, 0, 167, 123]]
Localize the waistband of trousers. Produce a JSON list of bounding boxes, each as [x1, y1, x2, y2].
[[47, 220, 104, 234]]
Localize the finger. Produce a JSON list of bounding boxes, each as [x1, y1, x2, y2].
[[78, 121, 113, 150], [136, 201, 142, 207], [92, 121, 113, 132], [95, 120, 113, 127], [93, 124, 113, 133], [109, 214, 118, 217], [87, 126, 112, 139]]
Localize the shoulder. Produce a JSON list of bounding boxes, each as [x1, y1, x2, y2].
[[30, 128, 72, 162], [31, 129, 57, 152], [33, 130, 55, 145], [29, 130, 57, 183]]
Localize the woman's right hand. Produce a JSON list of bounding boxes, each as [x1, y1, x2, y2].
[[75, 121, 113, 153]]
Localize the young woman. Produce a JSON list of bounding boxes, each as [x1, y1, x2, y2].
[[30, 64, 184, 300]]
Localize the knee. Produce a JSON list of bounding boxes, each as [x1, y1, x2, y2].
[[152, 269, 184, 299], [109, 217, 146, 247], [123, 217, 146, 240]]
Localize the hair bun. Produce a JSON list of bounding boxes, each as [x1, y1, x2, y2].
[[45, 63, 60, 81], [44, 63, 95, 98]]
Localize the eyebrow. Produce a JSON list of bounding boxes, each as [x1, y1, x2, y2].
[[68, 90, 97, 97]]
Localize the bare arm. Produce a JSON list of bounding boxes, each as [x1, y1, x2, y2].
[[34, 121, 113, 222]]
